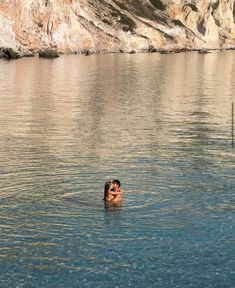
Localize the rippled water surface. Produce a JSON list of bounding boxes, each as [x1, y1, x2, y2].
[[0, 52, 234, 287]]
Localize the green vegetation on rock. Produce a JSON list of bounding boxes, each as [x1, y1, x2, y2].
[[110, 6, 136, 32], [112, 0, 127, 11], [149, 0, 166, 11]]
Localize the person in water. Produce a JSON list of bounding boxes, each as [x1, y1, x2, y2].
[[103, 179, 122, 202]]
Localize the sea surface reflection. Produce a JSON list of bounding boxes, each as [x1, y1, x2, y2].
[[0, 52, 234, 287]]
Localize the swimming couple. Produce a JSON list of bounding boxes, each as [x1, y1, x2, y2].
[[103, 179, 122, 203]]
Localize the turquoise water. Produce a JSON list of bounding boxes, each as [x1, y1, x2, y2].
[[0, 52, 234, 287]]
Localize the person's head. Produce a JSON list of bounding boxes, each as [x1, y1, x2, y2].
[[112, 179, 121, 190], [103, 181, 111, 200]]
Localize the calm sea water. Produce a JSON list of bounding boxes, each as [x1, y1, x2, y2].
[[0, 52, 234, 288]]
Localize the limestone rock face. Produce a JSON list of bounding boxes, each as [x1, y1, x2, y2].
[[0, 0, 234, 53]]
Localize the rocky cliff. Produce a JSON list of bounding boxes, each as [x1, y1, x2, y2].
[[0, 0, 235, 54]]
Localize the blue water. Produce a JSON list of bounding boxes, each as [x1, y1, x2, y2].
[[0, 52, 234, 287]]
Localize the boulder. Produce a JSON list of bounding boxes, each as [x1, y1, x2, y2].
[[0, 50, 5, 58], [83, 49, 92, 56], [0, 47, 22, 59], [23, 51, 35, 57], [18, 47, 35, 57], [148, 45, 157, 53], [38, 49, 60, 58]]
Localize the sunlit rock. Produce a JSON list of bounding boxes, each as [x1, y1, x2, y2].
[[0, 0, 234, 54]]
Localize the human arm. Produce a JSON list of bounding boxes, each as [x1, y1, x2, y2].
[[108, 189, 122, 196], [109, 187, 122, 202]]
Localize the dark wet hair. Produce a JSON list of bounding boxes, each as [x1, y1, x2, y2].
[[103, 181, 111, 200], [112, 179, 121, 187]]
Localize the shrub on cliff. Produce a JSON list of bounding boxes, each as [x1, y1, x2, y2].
[[149, 0, 166, 11]]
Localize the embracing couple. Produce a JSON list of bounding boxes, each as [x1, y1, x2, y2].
[[103, 179, 122, 203]]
